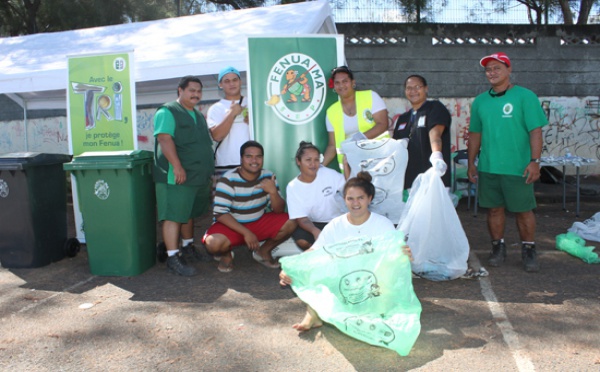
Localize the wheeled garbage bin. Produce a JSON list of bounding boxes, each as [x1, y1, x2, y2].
[[64, 150, 156, 276], [0, 152, 80, 268]]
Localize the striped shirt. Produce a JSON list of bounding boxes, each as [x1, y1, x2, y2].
[[213, 168, 279, 223]]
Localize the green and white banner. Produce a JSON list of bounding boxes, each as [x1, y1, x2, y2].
[[247, 35, 344, 196], [67, 52, 137, 156]]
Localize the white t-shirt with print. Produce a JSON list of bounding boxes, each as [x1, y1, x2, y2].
[[286, 166, 345, 223], [311, 211, 395, 250], [207, 97, 250, 167]]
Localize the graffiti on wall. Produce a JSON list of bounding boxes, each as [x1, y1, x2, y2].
[[29, 118, 69, 153], [1, 99, 597, 173], [541, 97, 600, 161], [0, 118, 70, 154], [136, 110, 155, 151]]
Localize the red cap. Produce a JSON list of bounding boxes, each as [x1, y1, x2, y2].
[[480, 52, 511, 67]]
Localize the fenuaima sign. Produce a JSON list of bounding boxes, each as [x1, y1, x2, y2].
[[247, 36, 344, 196]]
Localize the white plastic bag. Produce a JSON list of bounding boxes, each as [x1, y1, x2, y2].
[[568, 212, 600, 242], [340, 138, 408, 222], [398, 168, 469, 280]]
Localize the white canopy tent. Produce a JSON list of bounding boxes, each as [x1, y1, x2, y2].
[[0, 0, 337, 110]]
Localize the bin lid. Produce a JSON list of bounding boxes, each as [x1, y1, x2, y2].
[[63, 150, 153, 170], [0, 152, 72, 170]]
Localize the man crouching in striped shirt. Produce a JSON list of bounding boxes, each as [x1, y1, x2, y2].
[[203, 140, 297, 273]]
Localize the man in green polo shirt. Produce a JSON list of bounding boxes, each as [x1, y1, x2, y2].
[[468, 52, 547, 273], [153, 76, 215, 276]]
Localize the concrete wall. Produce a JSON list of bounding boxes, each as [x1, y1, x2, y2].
[[336, 23, 600, 98]]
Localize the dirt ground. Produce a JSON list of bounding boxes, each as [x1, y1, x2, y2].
[[1, 175, 599, 371]]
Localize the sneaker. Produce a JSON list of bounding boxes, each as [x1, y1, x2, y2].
[[166, 253, 198, 276], [522, 244, 540, 273], [488, 240, 506, 267], [181, 243, 212, 263]]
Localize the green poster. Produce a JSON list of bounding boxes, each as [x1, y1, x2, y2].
[[247, 36, 344, 197], [67, 52, 136, 156]]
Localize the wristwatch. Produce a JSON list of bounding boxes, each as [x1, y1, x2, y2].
[[530, 158, 541, 164]]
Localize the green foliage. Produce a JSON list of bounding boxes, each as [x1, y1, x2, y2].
[[396, 0, 447, 22], [0, 0, 42, 36], [38, 0, 127, 32], [125, 0, 177, 22]]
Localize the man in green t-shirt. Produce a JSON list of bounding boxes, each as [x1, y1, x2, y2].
[[153, 76, 215, 276], [468, 52, 547, 273]]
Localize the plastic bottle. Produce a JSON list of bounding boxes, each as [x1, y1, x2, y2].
[[565, 148, 572, 158]]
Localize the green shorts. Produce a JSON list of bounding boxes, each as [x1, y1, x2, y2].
[[156, 182, 211, 223], [478, 172, 536, 213]]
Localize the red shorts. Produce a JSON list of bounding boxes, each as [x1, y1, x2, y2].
[[202, 212, 289, 247]]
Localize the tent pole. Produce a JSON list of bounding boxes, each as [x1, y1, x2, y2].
[[5, 93, 29, 151], [23, 103, 28, 151]]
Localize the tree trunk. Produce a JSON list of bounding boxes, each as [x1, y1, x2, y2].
[[576, 0, 594, 25], [558, 0, 574, 25], [23, 0, 41, 34]]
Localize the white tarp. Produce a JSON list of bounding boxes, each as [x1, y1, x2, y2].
[[0, 0, 336, 109]]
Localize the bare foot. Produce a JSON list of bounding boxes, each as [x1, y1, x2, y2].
[[292, 307, 323, 332]]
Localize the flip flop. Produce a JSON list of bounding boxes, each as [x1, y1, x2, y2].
[[252, 251, 280, 269], [216, 252, 235, 273], [217, 260, 233, 273]]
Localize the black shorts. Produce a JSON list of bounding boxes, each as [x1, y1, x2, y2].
[[291, 222, 328, 245]]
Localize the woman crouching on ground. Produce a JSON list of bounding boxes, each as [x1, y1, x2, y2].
[[286, 141, 347, 250], [279, 171, 411, 331]]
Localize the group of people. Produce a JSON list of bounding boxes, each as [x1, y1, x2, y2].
[[152, 51, 548, 286]]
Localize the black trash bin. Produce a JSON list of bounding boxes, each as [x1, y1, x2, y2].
[[0, 152, 80, 268]]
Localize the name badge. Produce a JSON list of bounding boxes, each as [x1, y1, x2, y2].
[[417, 116, 426, 128]]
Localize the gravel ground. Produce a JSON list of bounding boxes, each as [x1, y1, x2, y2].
[[1, 176, 599, 371]]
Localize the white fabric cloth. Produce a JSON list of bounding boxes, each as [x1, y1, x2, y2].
[[286, 166, 346, 223], [568, 212, 600, 242], [206, 97, 250, 167], [325, 91, 386, 138], [312, 212, 395, 250]]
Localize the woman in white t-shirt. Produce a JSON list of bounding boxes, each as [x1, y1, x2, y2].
[[280, 171, 410, 332], [286, 141, 347, 250]]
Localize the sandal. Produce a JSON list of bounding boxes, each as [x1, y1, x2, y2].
[[217, 252, 234, 273], [252, 251, 280, 269], [217, 259, 233, 273]]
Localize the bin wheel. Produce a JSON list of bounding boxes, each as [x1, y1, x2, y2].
[[156, 242, 168, 263], [64, 238, 81, 257]]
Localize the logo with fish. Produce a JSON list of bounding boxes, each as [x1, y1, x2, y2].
[[265, 53, 327, 125]]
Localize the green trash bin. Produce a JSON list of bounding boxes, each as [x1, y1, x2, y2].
[[64, 150, 156, 276], [0, 152, 80, 268]]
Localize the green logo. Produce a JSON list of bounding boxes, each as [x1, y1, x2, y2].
[[265, 53, 327, 125]]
